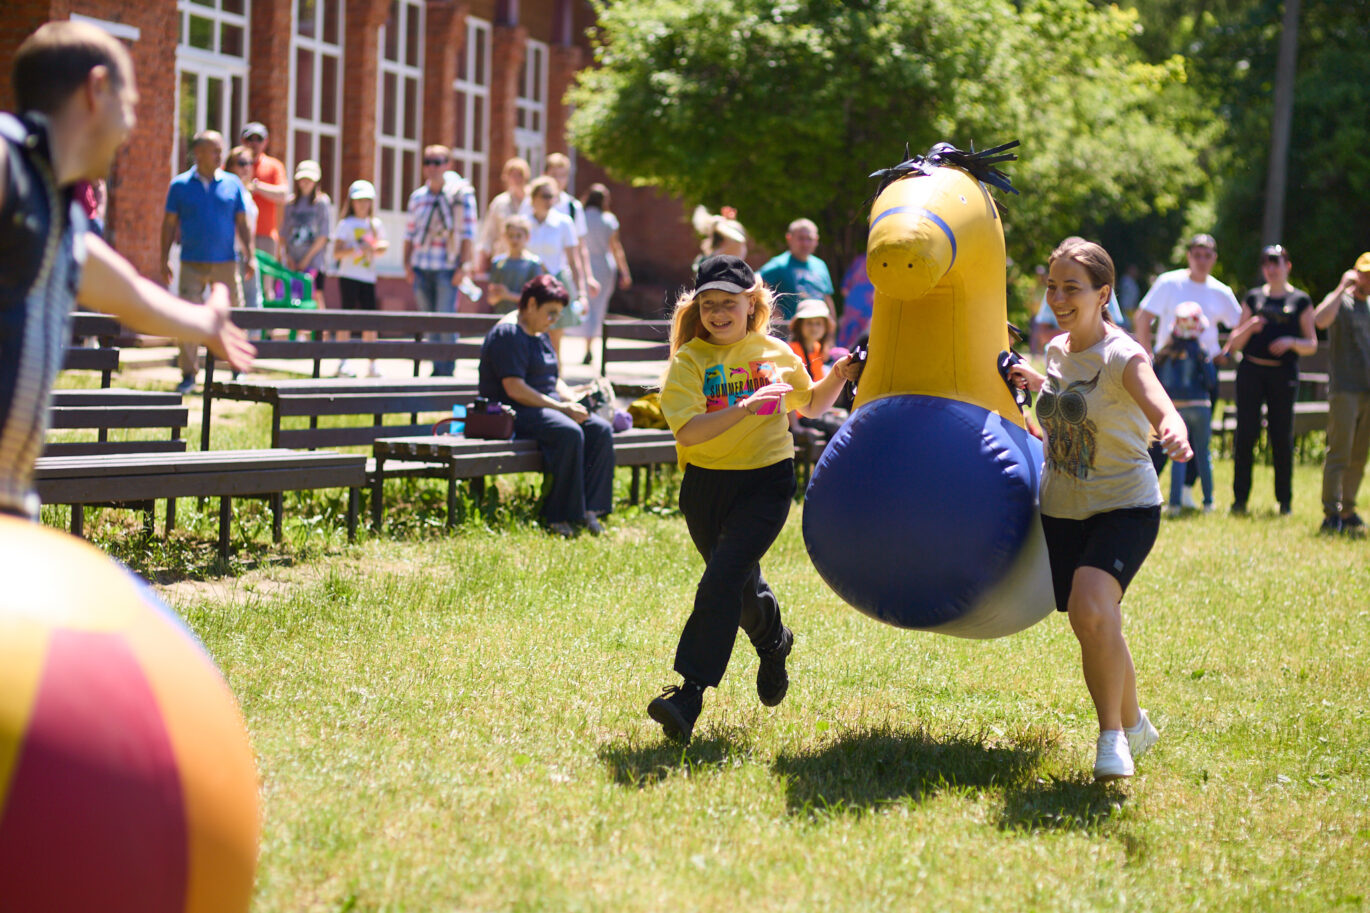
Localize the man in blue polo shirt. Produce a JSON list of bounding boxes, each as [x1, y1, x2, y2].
[[759, 217, 835, 330], [160, 129, 253, 393]]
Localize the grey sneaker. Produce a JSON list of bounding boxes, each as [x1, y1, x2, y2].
[[648, 682, 703, 743], [1126, 709, 1160, 760], [584, 513, 605, 536], [756, 626, 793, 707], [175, 375, 196, 396], [1093, 729, 1134, 782]]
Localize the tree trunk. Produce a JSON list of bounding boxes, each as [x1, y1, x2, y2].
[[1262, 0, 1301, 245]]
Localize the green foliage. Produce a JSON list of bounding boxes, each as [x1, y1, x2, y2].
[[570, 0, 1202, 279]]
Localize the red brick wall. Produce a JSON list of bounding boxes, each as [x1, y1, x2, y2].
[[2, 3, 180, 278], [422, 0, 468, 150], [487, 23, 526, 189], [339, 0, 391, 187]]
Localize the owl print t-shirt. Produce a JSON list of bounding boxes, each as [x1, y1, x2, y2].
[[660, 332, 814, 471], [1038, 325, 1161, 520]]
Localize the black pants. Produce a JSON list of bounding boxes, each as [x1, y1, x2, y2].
[[674, 460, 795, 687], [1233, 360, 1298, 507]]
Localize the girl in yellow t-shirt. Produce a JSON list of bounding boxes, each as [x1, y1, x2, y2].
[[648, 255, 861, 743]]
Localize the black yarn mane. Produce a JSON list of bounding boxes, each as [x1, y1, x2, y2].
[[869, 140, 1020, 199]]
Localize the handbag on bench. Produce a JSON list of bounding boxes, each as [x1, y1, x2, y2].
[[460, 398, 516, 440]]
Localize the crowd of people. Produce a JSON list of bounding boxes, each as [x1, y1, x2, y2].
[[1028, 234, 1370, 538]]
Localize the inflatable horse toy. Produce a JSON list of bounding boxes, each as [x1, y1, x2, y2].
[[802, 141, 1054, 638]]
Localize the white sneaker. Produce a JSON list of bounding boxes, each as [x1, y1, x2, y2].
[[1126, 709, 1160, 760], [1164, 505, 1182, 518], [337, 359, 356, 377], [1093, 729, 1134, 781], [1181, 487, 1198, 509], [366, 362, 383, 378]]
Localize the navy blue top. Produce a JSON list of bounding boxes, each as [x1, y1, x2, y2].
[[165, 167, 246, 263], [478, 320, 561, 407], [1154, 338, 1218, 404]]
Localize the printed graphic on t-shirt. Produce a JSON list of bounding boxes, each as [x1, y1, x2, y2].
[[348, 225, 374, 269], [702, 360, 779, 413], [1038, 371, 1101, 480]]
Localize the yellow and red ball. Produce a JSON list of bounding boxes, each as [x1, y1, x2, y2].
[[0, 516, 258, 912]]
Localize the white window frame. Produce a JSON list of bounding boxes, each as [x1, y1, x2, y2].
[[173, 1, 250, 175], [288, 0, 345, 206], [514, 38, 548, 178], [451, 16, 491, 201], [374, 0, 425, 274]]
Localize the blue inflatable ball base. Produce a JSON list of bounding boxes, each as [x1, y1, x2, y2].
[[803, 394, 1052, 637]]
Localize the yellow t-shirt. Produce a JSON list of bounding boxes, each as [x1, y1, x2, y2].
[[660, 333, 815, 470]]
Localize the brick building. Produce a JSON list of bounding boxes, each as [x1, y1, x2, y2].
[[0, 0, 697, 313]]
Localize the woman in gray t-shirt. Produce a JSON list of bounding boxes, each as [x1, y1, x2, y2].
[[1010, 238, 1191, 785], [280, 160, 333, 309]]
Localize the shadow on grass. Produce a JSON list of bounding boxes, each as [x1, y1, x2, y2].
[[598, 728, 753, 789], [771, 724, 1045, 817], [997, 773, 1127, 833]]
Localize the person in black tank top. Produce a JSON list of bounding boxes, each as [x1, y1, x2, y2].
[[1223, 244, 1318, 514]]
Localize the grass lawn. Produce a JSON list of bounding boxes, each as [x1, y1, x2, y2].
[[48, 379, 1370, 911]]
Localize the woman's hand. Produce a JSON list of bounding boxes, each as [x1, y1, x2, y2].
[[1157, 415, 1193, 463], [559, 400, 590, 424], [1008, 362, 1046, 393], [739, 382, 793, 416]]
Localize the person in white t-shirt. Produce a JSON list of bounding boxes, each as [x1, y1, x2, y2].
[[524, 176, 591, 367], [1134, 233, 1242, 360], [1134, 233, 1241, 507]]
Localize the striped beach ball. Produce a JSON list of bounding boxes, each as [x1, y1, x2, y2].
[[0, 516, 258, 913]]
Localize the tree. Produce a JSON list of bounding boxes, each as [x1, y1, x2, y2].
[[569, 0, 1204, 312]]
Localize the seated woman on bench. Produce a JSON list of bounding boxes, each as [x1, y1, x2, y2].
[[477, 275, 616, 538]]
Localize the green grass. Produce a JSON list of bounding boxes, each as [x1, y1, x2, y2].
[[48, 374, 1370, 911]]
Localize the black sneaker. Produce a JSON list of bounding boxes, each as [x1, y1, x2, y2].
[[1341, 513, 1366, 537], [756, 626, 794, 707], [1230, 503, 1248, 516], [1279, 502, 1292, 516], [1320, 514, 1343, 535], [648, 682, 703, 743]]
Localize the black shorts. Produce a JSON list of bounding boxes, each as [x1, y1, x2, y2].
[[307, 269, 326, 295], [337, 276, 376, 311], [1040, 506, 1160, 612]]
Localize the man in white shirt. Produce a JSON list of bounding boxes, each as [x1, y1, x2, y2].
[[1134, 233, 1241, 508], [1134, 233, 1242, 360]]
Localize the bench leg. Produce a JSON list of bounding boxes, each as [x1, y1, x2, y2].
[[631, 466, 641, 505], [347, 488, 359, 543], [371, 463, 386, 530], [447, 475, 457, 529], [142, 502, 155, 538], [218, 497, 231, 559], [70, 505, 84, 538], [471, 476, 486, 504], [165, 497, 177, 535], [646, 466, 655, 501], [271, 493, 284, 543]]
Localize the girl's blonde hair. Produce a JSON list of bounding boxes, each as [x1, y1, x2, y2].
[[663, 278, 776, 385]]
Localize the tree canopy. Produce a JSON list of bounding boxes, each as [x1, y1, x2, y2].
[[569, 0, 1203, 308]]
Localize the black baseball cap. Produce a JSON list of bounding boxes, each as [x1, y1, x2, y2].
[[694, 255, 755, 295]]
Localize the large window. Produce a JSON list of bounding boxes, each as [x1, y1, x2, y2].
[[375, 0, 424, 215], [514, 38, 548, 177], [174, 0, 250, 172], [289, 0, 344, 205], [451, 16, 491, 201]]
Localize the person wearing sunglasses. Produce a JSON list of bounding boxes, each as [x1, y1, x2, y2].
[[1224, 244, 1317, 515], [403, 144, 478, 376], [226, 145, 261, 314]]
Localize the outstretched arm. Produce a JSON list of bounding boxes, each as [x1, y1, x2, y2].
[[78, 234, 256, 373], [797, 355, 861, 417], [1121, 354, 1192, 463]]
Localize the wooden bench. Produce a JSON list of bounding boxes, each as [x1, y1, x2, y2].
[[35, 449, 367, 557], [63, 312, 125, 388], [599, 317, 670, 399], [42, 390, 189, 535], [370, 428, 680, 529], [200, 309, 498, 450]]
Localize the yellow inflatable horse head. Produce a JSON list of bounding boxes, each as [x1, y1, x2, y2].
[[859, 141, 1022, 426]]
